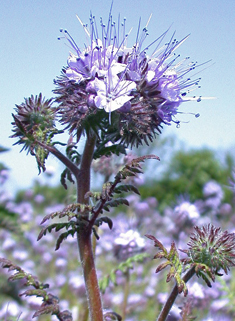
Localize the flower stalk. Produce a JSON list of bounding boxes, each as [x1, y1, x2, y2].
[[75, 132, 103, 321], [157, 267, 195, 321], [122, 269, 130, 321]]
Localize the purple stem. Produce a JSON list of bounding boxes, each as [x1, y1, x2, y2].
[[76, 132, 103, 321]]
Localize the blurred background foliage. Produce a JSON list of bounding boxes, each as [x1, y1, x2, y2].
[[140, 147, 234, 211]]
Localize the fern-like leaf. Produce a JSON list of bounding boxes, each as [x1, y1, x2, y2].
[[113, 184, 140, 195], [38, 221, 77, 241], [146, 235, 188, 296], [0, 258, 72, 320], [55, 229, 77, 250]]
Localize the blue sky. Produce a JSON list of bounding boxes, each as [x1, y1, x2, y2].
[[1, 0, 235, 192]]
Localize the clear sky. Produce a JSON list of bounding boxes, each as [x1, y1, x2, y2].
[[1, 0, 235, 192]]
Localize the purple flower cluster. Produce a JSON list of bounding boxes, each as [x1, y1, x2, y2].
[[54, 9, 203, 145], [61, 15, 200, 116]]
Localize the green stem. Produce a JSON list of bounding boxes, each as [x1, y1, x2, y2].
[[156, 267, 195, 321], [76, 132, 103, 321], [78, 301, 89, 321], [122, 269, 130, 321]]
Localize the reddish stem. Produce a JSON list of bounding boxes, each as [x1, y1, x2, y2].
[[76, 132, 103, 321], [156, 267, 195, 321]]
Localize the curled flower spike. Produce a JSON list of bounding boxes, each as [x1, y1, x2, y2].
[[183, 224, 235, 275], [54, 7, 206, 146], [11, 94, 58, 172]]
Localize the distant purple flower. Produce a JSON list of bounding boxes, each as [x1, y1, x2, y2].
[[34, 194, 45, 204], [7, 201, 33, 222], [0, 169, 9, 185], [0, 302, 21, 318], [219, 203, 232, 215], [55, 258, 67, 269], [2, 238, 16, 250], [203, 181, 224, 211], [203, 181, 223, 199], [174, 201, 200, 221], [211, 298, 229, 312], [114, 229, 145, 259], [134, 201, 150, 215], [188, 281, 205, 299], [12, 249, 28, 261], [114, 229, 145, 247]]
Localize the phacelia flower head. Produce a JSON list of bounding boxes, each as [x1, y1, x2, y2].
[[184, 224, 235, 275], [54, 7, 205, 146], [11, 94, 58, 172]]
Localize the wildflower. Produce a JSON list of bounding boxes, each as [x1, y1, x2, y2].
[[11, 94, 58, 172], [203, 181, 224, 212], [203, 181, 223, 199], [11, 94, 55, 152], [184, 224, 235, 275], [54, 8, 204, 146], [114, 229, 145, 259], [174, 201, 200, 221]]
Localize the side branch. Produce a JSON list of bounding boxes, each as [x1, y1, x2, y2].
[[157, 267, 195, 321], [37, 142, 79, 177]]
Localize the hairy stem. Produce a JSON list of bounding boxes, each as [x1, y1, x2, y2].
[[156, 267, 195, 321], [76, 132, 103, 321], [37, 142, 79, 177]]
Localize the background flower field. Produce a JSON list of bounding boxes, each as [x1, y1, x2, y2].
[[1, 137, 235, 321]]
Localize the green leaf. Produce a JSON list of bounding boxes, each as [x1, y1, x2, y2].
[[38, 222, 76, 241], [103, 198, 129, 211], [93, 143, 126, 159], [99, 275, 110, 293], [113, 184, 140, 195], [20, 289, 48, 299], [55, 229, 77, 250], [147, 236, 188, 296], [94, 216, 113, 230]]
